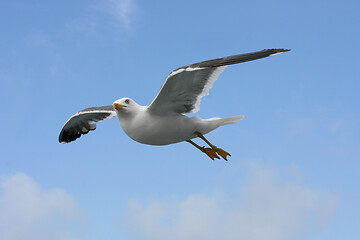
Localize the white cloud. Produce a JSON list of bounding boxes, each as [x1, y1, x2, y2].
[[109, 0, 138, 30], [67, 0, 139, 34], [123, 164, 336, 240], [0, 173, 81, 240]]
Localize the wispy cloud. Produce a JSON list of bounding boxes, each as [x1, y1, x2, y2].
[[0, 173, 81, 240], [124, 164, 336, 240], [68, 0, 139, 34], [280, 106, 360, 161], [108, 0, 138, 30]]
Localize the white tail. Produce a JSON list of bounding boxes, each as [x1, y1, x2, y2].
[[219, 115, 245, 126], [198, 115, 245, 135]]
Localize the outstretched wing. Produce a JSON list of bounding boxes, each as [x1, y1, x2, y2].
[[147, 48, 290, 114], [59, 105, 116, 143]]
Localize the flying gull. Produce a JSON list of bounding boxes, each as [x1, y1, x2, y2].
[[59, 48, 290, 160]]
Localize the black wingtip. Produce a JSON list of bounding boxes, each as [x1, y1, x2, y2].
[[266, 48, 291, 57], [58, 127, 97, 144], [274, 48, 291, 53], [282, 48, 291, 52]]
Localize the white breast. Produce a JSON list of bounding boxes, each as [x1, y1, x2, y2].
[[118, 110, 199, 145]]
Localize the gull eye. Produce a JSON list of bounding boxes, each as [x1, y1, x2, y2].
[[125, 99, 130, 104]]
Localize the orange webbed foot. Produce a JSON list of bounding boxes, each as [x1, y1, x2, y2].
[[214, 148, 231, 161], [202, 147, 220, 160]]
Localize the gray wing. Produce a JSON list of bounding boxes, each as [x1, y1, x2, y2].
[[147, 48, 290, 114], [59, 105, 116, 143]]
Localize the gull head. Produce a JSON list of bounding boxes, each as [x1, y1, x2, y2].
[[113, 97, 140, 115]]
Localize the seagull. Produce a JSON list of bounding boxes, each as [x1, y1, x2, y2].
[[59, 48, 290, 160]]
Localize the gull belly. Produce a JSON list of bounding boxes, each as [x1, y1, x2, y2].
[[118, 111, 202, 145]]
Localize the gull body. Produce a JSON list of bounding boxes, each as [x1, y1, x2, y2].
[[59, 49, 290, 159], [114, 97, 242, 145]]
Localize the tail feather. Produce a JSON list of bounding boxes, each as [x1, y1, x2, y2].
[[218, 115, 245, 126], [196, 115, 245, 136]]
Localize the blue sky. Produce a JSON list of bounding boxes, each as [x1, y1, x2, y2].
[[0, 0, 359, 239]]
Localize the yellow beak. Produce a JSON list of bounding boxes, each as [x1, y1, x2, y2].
[[113, 103, 126, 110]]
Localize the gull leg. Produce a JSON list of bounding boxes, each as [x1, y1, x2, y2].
[[186, 140, 220, 160], [194, 131, 231, 161]]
